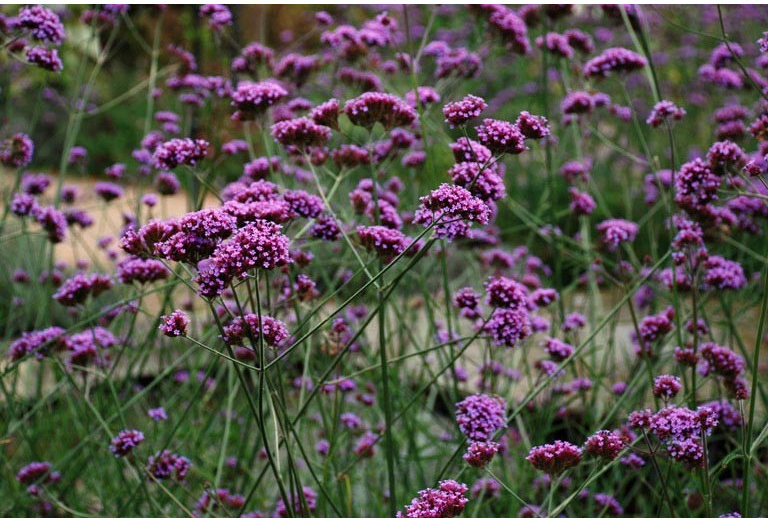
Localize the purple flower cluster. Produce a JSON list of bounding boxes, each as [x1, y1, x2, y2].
[[274, 486, 318, 517], [631, 405, 720, 468], [193, 488, 245, 516], [231, 80, 288, 121], [221, 313, 290, 348], [442, 95, 487, 128], [486, 7, 530, 55], [398, 480, 469, 518], [484, 276, 528, 308], [414, 183, 491, 240], [597, 219, 639, 251], [448, 162, 506, 202], [544, 337, 574, 361], [344, 92, 418, 130], [116, 256, 169, 284], [455, 393, 507, 442], [25, 46, 63, 72], [647, 100, 686, 127], [199, 4, 232, 31], [475, 118, 528, 155], [152, 138, 209, 169], [463, 441, 500, 468], [17, 461, 60, 486], [653, 375, 683, 399], [453, 287, 482, 319], [583, 47, 648, 78], [536, 32, 574, 59], [516, 111, 550, 139], [8, 326, 65, 361], [527, 440, 582, 475], [485, 307, 532, 348], [18, 5, 66, 44], [94, 182, 123, 202], [1, 133, 34, 168], [109, 429, 145, 457], [357, 225, 411, 260], [146, 450, 191, 481], [584, 430, 626, 460], [52, 273, 112, 306], [159, 310, 190, 337], [196, 220, 292, 299], [271, 117, 332, 150]]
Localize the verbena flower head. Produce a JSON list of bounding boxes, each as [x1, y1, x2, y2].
[[21, 173, 50, 195], [565, 29, 595, 54], [569, 187, 595, 216], [703, 255, 747, 290], [527, 440, 582, 474], [148, 407, 168, 421], [274, 486, 318, 517], [68, 146, 87, 164], [561, 91, 595, 115], [8, 326, 65, 361], [593, 493, 624, 516], [353, 431, 379, 458], [453, 287, 482, 319], [442, 95, 487, 128], [33, 206, 67, 244], [707, 140, 746, 170], [26, 46, 63, 72], [343, 92, 418, 130], [653, 374, 683, 399], [159, 310, 190, 337], [414, 183, 491, 241], [231, 80, 288, 121], [451, 137, 492, 163], [17, 461, 59, 485], [146, 450, 191, 481], [199, 4, 232, 31], [597, 219, 639, 251], [536, 32, 574, 59], [484, 276, 528, 309], [53, 273, 112, 306], [356, 225, 410, 260], [487, 7, 530, 55], [544, 337, 574, 361], [116, 257, 169, 284], [397, 480, 469, 518], [406, 86, 441, 108], [700, 342, 745, 379], [584, 430, 625, 460], [309, 98, 340, 130], [674, 157, 720, 212], [647, 100, 686, 127], [448, 162, 506, 202], [18, 5, 66, 44], [583, 47, 647, 77], [109, 429, 145, 457], [463, 441, 500, 468], [11, 193, 38, 217], [196, 219, 292, 299], [152, 138, 209, 169], [485, 308, 532, 347], [271, 117, 332, 150], [516, 111, 551, 139], [1, 133, 34, 168], [455, 393, 507, 442], [94, 182, 124, 202], [221, 313, 289, 348], [475, 118, 527, 155]]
